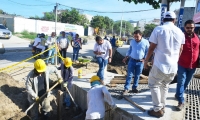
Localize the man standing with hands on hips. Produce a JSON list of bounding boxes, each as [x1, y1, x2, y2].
[[94, 36, 112, 85], [144, 11, 185, 117], [122, 30, 149, 94]]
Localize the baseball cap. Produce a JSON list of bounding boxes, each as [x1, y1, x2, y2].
[[164, 11, 176, 19]]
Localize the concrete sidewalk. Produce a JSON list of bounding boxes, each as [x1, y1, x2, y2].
[[71, 72, 185, 120]]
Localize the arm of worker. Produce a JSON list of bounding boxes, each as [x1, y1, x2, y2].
[[144, 28, 157, 69], [122, 45, 132, 64], [179, 34, 185, 57], [102, 86, 115, 106], [26, 75, 37, 99], [143, 41, 150, 61]]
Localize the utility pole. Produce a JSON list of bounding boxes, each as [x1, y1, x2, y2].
[[177, 0, 186, 28], [54, 3, 58, 66], [124, 21, 126, 36], [120, 15, 123, 38], [160, 0, 168, 25]]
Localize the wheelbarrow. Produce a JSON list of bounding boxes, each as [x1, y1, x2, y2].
[[78, 56, 92, 69]]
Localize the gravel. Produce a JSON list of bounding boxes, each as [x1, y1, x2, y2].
[[106, 83, 149, 99]]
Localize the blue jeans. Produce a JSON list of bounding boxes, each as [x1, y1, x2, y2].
[[96, 57, 108, 80], [46, 48, 55, 64], [72, 47, 80, 61], [124, 59, 144, 90], [176, 65, 196, 104]]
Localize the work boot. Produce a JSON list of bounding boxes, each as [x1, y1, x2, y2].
[[176, 103, 184, 111], [148, 109, 164, 118], [123, 90, 129, 95], [132, 89, 139, 93]]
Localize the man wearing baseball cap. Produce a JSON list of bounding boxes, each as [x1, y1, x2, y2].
[[144, 11, 185, 117]]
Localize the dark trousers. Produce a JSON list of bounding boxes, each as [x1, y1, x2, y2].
[[59, 48, 67, 63]]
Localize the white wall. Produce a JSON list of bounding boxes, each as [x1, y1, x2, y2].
[[88, 27, 94, 36], [13, 17, 85, 36]]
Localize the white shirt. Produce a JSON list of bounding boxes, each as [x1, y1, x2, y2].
[[57, 36, 69, 49], [86, 85, 114, 119], [33, 37, 41, 47], [47, 36, 56, 45], [149, 22, 185, 74], [93, 40, 112, 59]]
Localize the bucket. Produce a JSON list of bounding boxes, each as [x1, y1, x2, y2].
[[78, 69, 82, 78]]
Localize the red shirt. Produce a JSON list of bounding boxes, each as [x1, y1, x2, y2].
[[178, 33, 200, 69]]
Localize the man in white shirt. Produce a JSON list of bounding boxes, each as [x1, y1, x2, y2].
[[57, 31, 69, 63], [46, 32, 56, 65], [86, 75, 116, 120], [144, 11, 185, 117], [33, 33, 46, 53], [93, 36, 112, 84]]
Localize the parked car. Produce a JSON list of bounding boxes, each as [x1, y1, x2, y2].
[[0, 42, 5, 54], [0, 24, 12, 39]]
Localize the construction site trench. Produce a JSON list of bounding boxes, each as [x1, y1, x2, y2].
[[0, 49, 199, 120]]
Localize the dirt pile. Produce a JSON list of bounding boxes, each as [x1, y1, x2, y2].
[[0, 72, 30, 120], [110, 50, 125, 66]]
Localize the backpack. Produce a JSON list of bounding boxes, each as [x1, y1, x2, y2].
[[41, 38, 47, 46]]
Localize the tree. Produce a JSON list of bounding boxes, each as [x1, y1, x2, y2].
[[80, 14, 90, 28], [122, 0, 180, 10], [104, 16, 114, 30], [143, 24, 157, 37], [113, 21, 134, 35], [0, 9, 3, 14], [90, 15, 106, 29], [60, 9, 82, 25], [43, 12, 56, 21]]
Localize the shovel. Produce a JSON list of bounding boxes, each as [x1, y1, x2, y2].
[[65, 86, 80, 112], [25, 81, 61, 114]]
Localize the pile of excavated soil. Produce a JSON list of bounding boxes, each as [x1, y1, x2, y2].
[[0, 72, 30, 120]]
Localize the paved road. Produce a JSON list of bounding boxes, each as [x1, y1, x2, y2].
[[0, 36, 30, 49]]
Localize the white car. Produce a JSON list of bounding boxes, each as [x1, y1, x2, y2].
[[0, 42, 5, 54], [0, 24, 12, 39]]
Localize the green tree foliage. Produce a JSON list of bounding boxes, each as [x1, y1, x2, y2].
[[143, 23, 157, 37], [80, 14, 90, 28], [60, 9, 81, 24], [90, 15, 106, 29], [0, 9, 4, 14], [43, 12, 56, 21], [113, 21, 134, 35], [104, 16, 114, 30], [122, 0, 180, 10]]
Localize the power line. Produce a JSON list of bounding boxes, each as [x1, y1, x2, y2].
[[59, 4, 156, 13], [7, 0, 54, 6]]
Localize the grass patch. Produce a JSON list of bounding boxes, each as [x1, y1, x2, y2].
[[17, 30, 37, 40]]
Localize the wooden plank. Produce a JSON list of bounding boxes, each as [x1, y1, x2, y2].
[[106, 84, 117, 87], [110, 79, 148, 84], [57, 90, 63, 120]]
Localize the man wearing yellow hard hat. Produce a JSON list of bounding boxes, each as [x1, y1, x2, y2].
[[85, 75, 116, 120], [26, 59, 62, 120], [57, 57, 74, 109]]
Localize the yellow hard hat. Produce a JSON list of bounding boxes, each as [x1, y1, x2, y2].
[[90, 75, 100, 83], [34, 59, 46, 72], [64, 57, 72, 67]]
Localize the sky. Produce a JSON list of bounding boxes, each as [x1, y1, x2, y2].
[[0, 0, 196, 22]]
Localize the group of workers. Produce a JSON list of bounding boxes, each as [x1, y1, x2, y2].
[[121, 11, 199, 118], [26, 10, 199, 120], [32, 31, 82, 65]]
